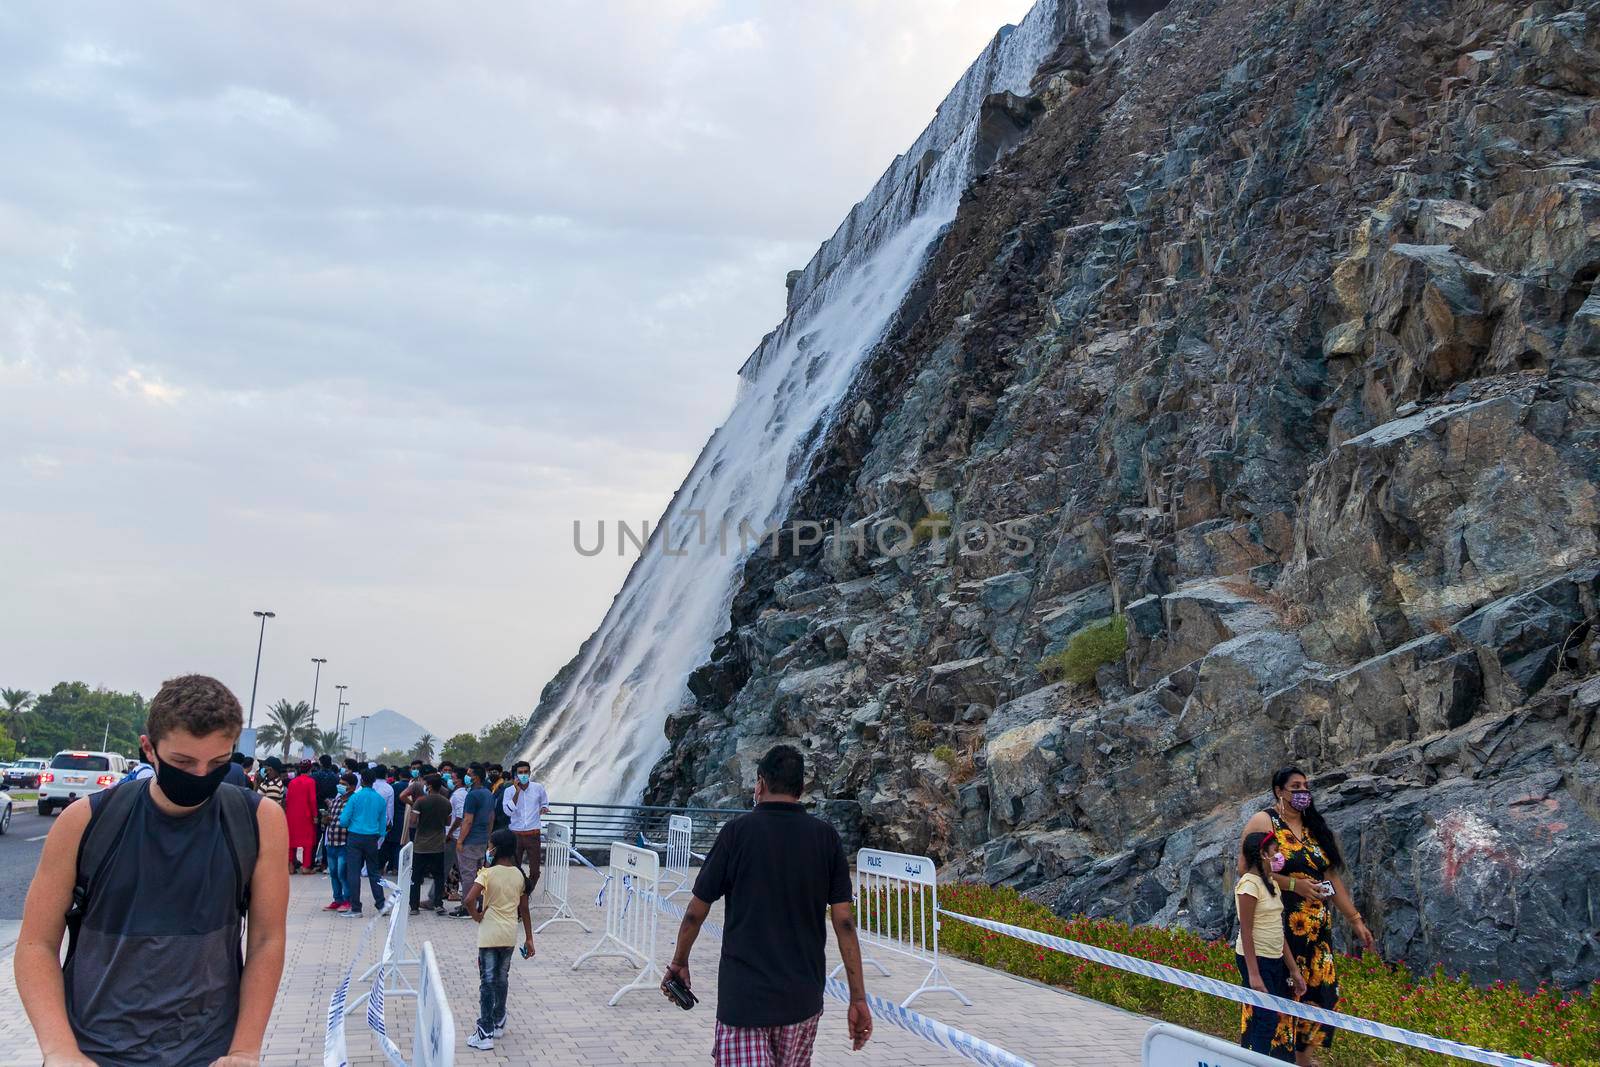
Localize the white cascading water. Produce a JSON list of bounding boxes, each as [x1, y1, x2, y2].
[[518, 0, 1082, 803]]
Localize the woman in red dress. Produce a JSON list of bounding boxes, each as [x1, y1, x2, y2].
[[285, 762, 319, 873]]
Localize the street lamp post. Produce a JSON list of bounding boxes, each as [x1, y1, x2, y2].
[[246, 610, 276, 731], [309, 658, 327, 729], [334, 685, 348, 742]]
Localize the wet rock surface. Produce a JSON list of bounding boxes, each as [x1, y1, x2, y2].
[[641, 0, 1600, 988]]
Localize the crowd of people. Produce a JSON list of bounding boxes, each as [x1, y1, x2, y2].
[[218, 752, 552, 930]]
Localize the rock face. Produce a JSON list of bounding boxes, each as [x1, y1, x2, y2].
[[631, 0, 1600, 989]]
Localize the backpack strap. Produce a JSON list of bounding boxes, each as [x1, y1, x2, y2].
[[66, 780, 147, 964], [215, 784, 262, 922]]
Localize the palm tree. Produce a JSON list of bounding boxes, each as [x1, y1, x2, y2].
[[263, 699, 315, 760], [409, 732, 436, 764], [306, 729, 344, 756], [256, 724, 285, 755], [1, 688, 33, 736]]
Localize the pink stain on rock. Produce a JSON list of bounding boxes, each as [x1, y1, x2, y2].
[[1436, 809, 1521, 892]]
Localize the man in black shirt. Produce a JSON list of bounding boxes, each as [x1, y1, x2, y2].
[[662, 744, 871, 1065]]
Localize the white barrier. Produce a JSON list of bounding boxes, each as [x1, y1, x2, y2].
[[1143, 1023, 1284, 1067], [324, 911, 385, 1067], [350, 842, 418, 1011], [413, 941, 456, 1067], [534, 821, 590, 934], [830, 848, 970, 1008], [663, 814, 693, 898], [571, 842, 662, 1005]]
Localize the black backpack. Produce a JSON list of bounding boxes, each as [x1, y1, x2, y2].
[[65, 779, 260, 963]]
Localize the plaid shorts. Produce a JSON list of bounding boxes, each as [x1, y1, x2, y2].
[[712, 1011, 822, 1067]]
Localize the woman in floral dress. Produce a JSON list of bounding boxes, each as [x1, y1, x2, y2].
[[1239, 766, 1375, 1064]]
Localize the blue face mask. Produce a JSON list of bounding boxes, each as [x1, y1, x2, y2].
[[336, 783, 349, 796], [411, 769, 420, 778], [484, 849, 495, 864], [517, 773, 530, 786], [464, 775, 475, 787], [443, 775, 455, 788]]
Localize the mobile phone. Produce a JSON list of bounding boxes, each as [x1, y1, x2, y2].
[[519, 944, 533, 959], [663, 974, 698, 1011], [1316, 880, 1335, 898]]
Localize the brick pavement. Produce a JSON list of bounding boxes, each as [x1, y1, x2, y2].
[[0, 866, 1153, 1066]]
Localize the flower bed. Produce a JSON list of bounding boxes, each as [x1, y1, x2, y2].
[[936, 884, 1600, 1067]]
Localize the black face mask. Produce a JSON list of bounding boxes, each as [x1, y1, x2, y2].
[[150, 745, 231, 807]]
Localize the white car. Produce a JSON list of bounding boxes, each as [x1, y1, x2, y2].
[[37, 751, 130, 816], [0, 789, 10, 834]]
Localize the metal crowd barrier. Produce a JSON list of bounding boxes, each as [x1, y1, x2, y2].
[[543, 801, 743, 857]]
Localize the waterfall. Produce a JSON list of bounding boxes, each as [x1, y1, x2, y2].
[[517, 0, 1082, 803]]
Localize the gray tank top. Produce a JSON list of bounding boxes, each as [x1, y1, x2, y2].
[[65, 781, 258, 1066]]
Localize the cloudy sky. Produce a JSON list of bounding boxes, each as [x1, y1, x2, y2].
[[0, 0, 1034, 744]]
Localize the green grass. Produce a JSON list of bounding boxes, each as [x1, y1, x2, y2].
[[1039, 614, 1128, 684], [936, 883, 1600, 1067]]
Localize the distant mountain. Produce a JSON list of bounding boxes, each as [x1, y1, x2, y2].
[[341, 708, 430, 758]]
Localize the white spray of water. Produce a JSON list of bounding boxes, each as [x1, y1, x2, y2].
[[519, 1, 1076, 803]]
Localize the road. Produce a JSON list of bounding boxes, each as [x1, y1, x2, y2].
[[0, 808, 52, 955]]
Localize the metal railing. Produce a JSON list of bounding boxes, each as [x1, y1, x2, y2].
[[546, 801, 746, 858]]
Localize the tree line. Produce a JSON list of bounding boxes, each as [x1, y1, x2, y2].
[[1, 686, 527, 770]]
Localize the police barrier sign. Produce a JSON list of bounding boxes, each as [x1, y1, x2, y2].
[[1143, 1023, 1290, 1067], [413, 941, 455, 1067]]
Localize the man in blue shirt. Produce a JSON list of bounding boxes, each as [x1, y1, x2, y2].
[[448, 764, 495, 918], [338, 766, 389, 916]]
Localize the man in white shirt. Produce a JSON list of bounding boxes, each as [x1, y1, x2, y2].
[[501, 760, 550, 889]]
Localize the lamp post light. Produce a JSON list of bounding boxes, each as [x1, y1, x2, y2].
[[247, 610, 276, 730], [309, 658, 327, 730]]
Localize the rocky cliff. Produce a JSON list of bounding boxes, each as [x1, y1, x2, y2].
[[640, 0, 1600, 989]]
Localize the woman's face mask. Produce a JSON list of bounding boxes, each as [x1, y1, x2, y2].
[[1289, 789, 1312, 812]]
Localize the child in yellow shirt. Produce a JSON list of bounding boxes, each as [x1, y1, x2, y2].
[[463, 829, 534, 1051], [1235, 830, 1307, 1061]]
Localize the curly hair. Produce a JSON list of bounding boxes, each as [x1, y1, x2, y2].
[[145, 674, 244, 745]]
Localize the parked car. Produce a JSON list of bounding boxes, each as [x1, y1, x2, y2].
[[37, 751, 130, 816], [0, 789, 10, 834], [3, 758, 48, 790]]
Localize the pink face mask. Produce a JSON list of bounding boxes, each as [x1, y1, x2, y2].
[[1269, 852, 1286, 872]]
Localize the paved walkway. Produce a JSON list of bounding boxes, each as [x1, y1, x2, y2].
[[0, 866, 1152, 1066]]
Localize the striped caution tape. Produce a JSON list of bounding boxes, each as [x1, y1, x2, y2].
[[652, 889, 725, 940], [936, 909, 1551, 1067], [324, 912, 384, 1067], [822, 978, 1034, 1067], [365, 961, 408, 1067]]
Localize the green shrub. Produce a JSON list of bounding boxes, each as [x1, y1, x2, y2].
[[912, 511, 951, 544], [935, 883, 1600, 1067], [909, 720, 939, 743], [932, 744, 956, 767], [1039, 614, 1128, 684]]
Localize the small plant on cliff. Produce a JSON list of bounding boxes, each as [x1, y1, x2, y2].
[[932, 743, 957, 767], [912, 511, 951, 544], [910, 720, 939, 744], [1039, 614, 1128, 685]]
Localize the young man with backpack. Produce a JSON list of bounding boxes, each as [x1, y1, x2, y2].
[[16, 674, 290, 1067]]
